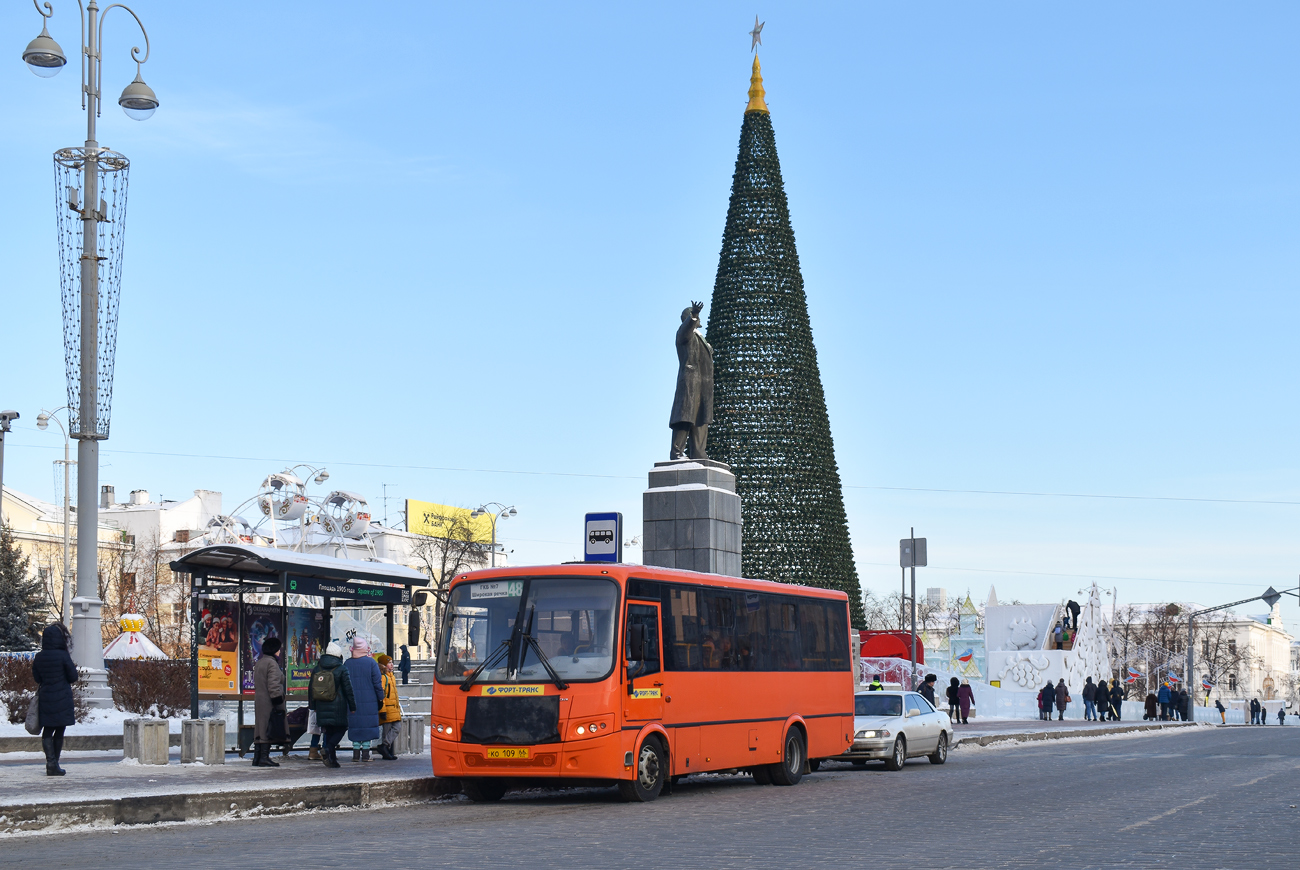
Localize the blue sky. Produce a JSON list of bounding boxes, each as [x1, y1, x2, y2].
[[3, 2, 1298, 627]]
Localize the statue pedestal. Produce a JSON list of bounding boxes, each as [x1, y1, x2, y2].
[[642, 459, 742, 576]]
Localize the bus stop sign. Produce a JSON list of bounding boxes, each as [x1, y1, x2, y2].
[[584, 512, 622, 563]]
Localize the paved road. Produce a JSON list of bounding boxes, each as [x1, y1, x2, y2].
[[10, 726, 1297, 868]]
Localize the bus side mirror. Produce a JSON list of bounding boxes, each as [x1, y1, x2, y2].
[[412, 591, 430, 608], [408, 608, 421, 647], [627, 623, 647, 662]]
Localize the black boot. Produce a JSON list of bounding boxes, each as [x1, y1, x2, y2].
[[324, 748, 341, 768], [381, 742, 398, 760], [263, 745, 280, 768], [251, 744, 266, 767], [353, 747, 361, 762], [361, 747, 371, 762], [43, 735, 66, 776]]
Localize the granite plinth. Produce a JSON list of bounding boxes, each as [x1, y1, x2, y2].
[[642, 459, 743, 577]]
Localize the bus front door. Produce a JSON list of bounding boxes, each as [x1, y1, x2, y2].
[[624, 602, 664, 724]]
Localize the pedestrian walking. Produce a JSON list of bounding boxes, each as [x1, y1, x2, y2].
[[946, 677, 960, 721], [1144, 692, 1158, 721], [1065, 599, 1081, 630], [1214, 699, 1226, 724], [375, 653, 402, 760], [252, 636, 286, 768], [31, 623, 78, 776], [1177, 689, 1190, 722], [958, 679, 974, 724], [345, 636, 384, 761], [1053, 621, 1064, 650], [1157, 682, 1171, 720], [1249, 698, 1260, 725], [1040, 680, 1056, 721], [1055, 679, 1069, 721], [1095, 677, 1111, 721], [308, 641, 356, 769], [919, 673, 938, 706], [1109, 680, 1125, 721], [1082, 677, 1097, 721], [399, 644, 412, 686], [1279, 707, 1287, 726]]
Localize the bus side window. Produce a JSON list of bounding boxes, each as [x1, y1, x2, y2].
[[626, 604, 661, 677], [667, 588, 701, 671]]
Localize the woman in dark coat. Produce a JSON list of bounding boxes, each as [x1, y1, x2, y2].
[[1054, 679, 1069, 721], [344, 636, 384, 762], [1094, 676, 1111, 721], [31, 623, 78, 776], [308, 641, 356, 769], [1144, 693, 1158, 720], [1040, 680, 1057, 721], [946, 677, 960, 721], [1109, 681, 1125, 720], [398, 644, 412, 685]]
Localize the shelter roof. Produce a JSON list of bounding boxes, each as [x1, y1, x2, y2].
[[170, 543, 428, 587]]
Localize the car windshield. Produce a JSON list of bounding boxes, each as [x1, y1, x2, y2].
[[437, 576, 619, 683], [855, 694, 903, 717]]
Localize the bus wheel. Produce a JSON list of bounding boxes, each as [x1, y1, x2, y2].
[[768, 728, 806, 786], [884, 736, 906, 771], [462, 778, 509, 802], [751, 765, 772, 785], [618, 738, 666, 802]]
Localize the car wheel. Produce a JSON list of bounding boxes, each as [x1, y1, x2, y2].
[[617, 737, 667, 802], [462, 778, 509, 802], [883, 736, 906, 771], [767, 728, 806, 786], [928, 732, 948, 765]]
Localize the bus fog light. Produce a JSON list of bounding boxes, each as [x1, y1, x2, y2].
[[589, 722, 598, 732]]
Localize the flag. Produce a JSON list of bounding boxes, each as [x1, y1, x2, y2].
[[1201, 677, 1214, 691], [1167, 671, 1181, 683], [1125, 666, 1144, 683], [957, 648, 974, 664]]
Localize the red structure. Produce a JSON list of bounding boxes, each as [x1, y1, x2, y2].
[[858, 630, 924, 664]]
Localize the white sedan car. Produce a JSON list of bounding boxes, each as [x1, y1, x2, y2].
[[834, 690, 951, 770]]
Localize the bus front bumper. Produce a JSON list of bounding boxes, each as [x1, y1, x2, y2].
[[432, 730, 628, 779]]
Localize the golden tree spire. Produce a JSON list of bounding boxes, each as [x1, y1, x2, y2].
[[746, 55, 768, 114]]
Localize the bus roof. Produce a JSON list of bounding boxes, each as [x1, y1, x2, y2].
[[449, 562, 849, 602]]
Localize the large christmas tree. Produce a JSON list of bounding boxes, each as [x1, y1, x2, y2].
[[706, 56, 866, 628]]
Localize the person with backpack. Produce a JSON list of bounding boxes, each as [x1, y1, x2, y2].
[[308, 641, 356, 768], [345, 636, 385, 761]]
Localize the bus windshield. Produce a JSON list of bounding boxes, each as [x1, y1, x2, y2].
[[437, 576, 619, 684]]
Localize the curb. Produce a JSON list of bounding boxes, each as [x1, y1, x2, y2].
[[0, 776, 460, 836], [953, 721, 1199, 748]]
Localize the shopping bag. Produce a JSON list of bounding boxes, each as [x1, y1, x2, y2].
[[308, 709, 321, 736], [24, 688, 41, 735]]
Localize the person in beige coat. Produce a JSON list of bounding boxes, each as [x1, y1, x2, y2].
[[252, 637, 286, 768]]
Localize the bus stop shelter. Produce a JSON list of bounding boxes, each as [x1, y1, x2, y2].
[[171, 544, 429, 720]]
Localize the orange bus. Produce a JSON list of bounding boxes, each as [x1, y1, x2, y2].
[[429, 562, 855, 802]]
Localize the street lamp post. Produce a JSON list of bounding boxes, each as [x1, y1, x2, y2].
[[1186, 587, 1283, 711], [21, 0, 159, 705], [470, 503, 517, 568], [36, 408, 76, 627], [0, 411, 18, 525]]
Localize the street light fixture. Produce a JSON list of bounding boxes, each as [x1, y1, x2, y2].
[[470, 503, 517, 569], [21, 0, 159, 706], [36, 408, 76, 627]]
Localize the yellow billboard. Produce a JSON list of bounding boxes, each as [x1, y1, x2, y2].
[[406, 499, 495, 541]]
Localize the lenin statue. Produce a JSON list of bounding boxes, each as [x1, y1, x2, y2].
[[669, 301, 713, 460]]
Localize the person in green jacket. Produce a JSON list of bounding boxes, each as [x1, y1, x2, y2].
[[308, 642, 357, 769], [867, 675, 884, 691]]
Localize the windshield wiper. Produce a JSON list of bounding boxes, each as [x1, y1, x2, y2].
[[459, 639, 511, 693], [520, 607, 569, 690]]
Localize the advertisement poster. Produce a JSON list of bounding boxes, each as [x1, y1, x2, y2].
[[285, 607, 324, 694], [240, 603, 285, 694], [197, 598, 240, 694]]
